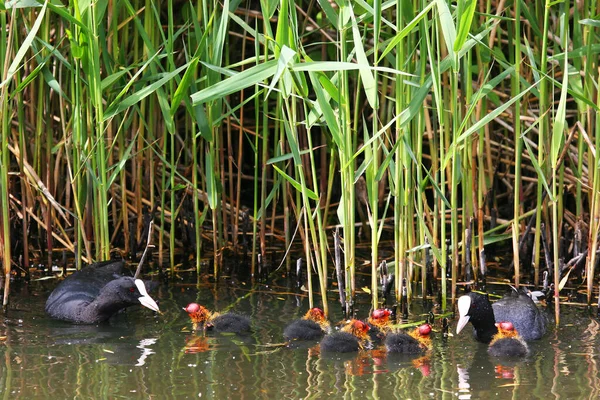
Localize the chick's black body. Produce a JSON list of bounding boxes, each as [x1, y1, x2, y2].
[[385, 333, 425, 354], [320, 332, 361, 353], [284, 319, 324, 341], [211, 313, 251, 333], [488, 337, 529, 357], [45, 260, 158, 324]]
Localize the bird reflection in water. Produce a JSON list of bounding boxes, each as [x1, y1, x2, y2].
[[335, 348, 432, 377], [136, 338, 158, 366], [184, 335, 211, 354], [456, 352, 525, 399], [494, 365, 517, 379]]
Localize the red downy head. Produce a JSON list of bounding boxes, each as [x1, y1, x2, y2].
[[493, 321, 520, 340], [306, 307, 326, 322], [184, 303, 201, 313], [184, 303, 211, 325], [352, 320, 370, 334], [371, 308, 392, 320], [496, 321, 515, 331], [418, 323, 432, 337]]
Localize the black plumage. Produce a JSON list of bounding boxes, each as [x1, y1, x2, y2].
[[488, 337, 529, 357], [210, 313, 251, 334], [385, 333, 424, 354], [320, 332, 361, 353], [45, 260, 159, 324], [456, 290, 546, 343], [385, 324, 431, 354], [487, 321, 530, 357], [284, 319, 324, 341], [320, 319, 371, 353]]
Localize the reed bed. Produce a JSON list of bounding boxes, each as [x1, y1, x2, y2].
[[0, 0, 598, 322]]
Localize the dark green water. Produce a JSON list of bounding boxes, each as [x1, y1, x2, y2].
[[1, 275, 599, 399]]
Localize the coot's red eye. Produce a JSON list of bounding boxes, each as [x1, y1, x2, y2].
[[129, 287, 135, 293]]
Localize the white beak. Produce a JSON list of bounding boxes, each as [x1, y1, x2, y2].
[[456, 315, 470, 334], [135, 279, 160, 313], [456, 295, 472, 334]]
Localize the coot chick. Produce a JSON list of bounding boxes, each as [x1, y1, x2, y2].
[[456, 290, 546, 342], [487, 321, 529, 357], [385, 323, 432, 354], [283, 307, 331, 341], [184, 303, 251, 334], [320, 319, 371, 353], [45, 260, 160, 324], [367, 308, 393, 340]]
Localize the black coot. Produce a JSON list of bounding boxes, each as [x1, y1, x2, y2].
[[320, 319, 371, 353], [283, 307, 331, 341], [184, 303, 251, 334], [385, 323, 432, 354], [487, 321, 529, 357], [45, 260, 160, 324], [456, 290, 546, 342]]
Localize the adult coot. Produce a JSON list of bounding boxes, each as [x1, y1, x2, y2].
[[184, 303, 251, 334], [456, 290, 546, 342], [385, 323, 432, 354], [320, 319, 371, 353], [283, 307, 331, 341], [45, 260, 160, 324], [487, 321, 529, 357]]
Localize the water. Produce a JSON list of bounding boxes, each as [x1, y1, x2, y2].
[[2, 276, 599, 399]]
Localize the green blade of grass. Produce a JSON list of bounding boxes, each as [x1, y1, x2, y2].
[[348, 4, 377, 108], [104, 63, 189, 121], [454, 0, 477, 52], [551, 53, 569, 168], [272, 165, 319, 200], [435, 0, 456, 62], [379, 1, 436, 62], [191, 59, 278, 105], [0, 0, 47, 88]]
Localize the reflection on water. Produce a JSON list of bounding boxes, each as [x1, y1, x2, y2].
[[1, 279, 600, 398], [136, 338, 158, 366]]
